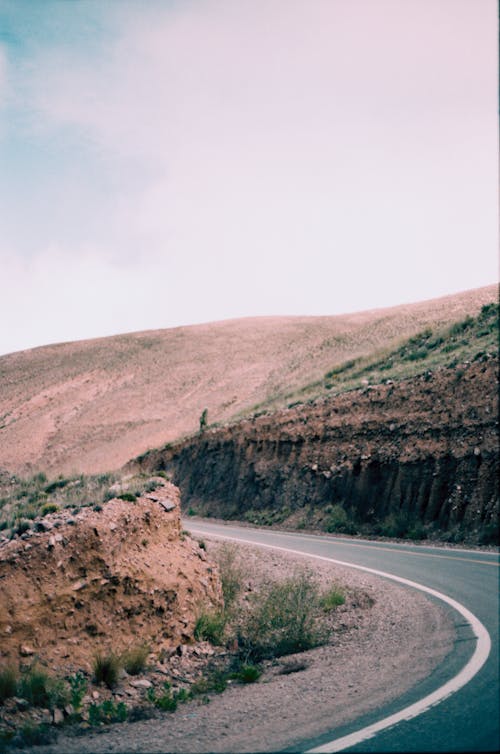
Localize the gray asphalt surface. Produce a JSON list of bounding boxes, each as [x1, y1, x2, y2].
[[187, 520, 499, 753]]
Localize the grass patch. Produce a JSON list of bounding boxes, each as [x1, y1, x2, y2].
[[17, 667, 68, 708], [121, 645, 150, 675], [194, 609, 227, 645], [92, 652, 121, 689], [0, 666, 17, 704], [217, 543, 244, 610], [319, 586, 345, 611]]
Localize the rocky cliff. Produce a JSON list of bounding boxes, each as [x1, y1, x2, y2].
[[134, 357, 499, 544], [0, 480, 222, 672]]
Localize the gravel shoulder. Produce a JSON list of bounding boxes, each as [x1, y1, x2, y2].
[[35, 540, 455, 753]]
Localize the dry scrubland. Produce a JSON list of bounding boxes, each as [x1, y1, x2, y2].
[[0, 284, 496, 477]]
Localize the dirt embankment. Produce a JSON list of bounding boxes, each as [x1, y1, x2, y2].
[[0, 481, 222, 673], [134, 357, 499, 543]]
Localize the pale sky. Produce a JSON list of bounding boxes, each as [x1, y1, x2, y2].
[[0, 0, 497, 356]]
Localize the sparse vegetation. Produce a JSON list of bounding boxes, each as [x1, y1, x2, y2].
[[249, 303, 498, 413], [319, 586, 345, 611]]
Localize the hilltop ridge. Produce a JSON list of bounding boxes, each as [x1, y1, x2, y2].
[[0, 284, 496, 476]]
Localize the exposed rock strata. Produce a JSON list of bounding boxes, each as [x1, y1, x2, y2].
[[134, 358, 499, 542], [0, 481, 222, 671]]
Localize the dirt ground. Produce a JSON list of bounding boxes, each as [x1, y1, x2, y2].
[[33, 540, 455, 754]]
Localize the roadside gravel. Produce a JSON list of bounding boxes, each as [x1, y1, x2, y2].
[[35, 540, 455, 753]]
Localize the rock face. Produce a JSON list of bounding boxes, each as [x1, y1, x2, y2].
[[0, 481, 222, 671], [134, 358, 499, 543]]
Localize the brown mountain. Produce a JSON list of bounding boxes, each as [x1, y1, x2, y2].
[[0, 284, 496, 477]]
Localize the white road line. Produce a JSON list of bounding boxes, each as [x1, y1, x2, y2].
[[189, 528, 492, 754]]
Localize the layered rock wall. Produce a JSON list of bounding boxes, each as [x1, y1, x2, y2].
[[135, 359, 499, 541]]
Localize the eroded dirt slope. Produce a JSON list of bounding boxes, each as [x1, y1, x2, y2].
[[0, 285, 496, 476], [0, 481, 221, 673]]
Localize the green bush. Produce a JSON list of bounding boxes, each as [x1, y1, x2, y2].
[[237, 570, 327, 662], [324, 505, 357, 535], [41, 503, 60, 516], [93, 652, 121, 689], [194, 610, 227, 645], [0, 667, 17, 704], [44, 478, 70, 494], [121, 645, 150, 676]]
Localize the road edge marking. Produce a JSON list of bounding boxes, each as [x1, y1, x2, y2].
[[189, 528, 492, 754]]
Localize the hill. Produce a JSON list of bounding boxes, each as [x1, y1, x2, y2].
[[0, 284, 497, 476]]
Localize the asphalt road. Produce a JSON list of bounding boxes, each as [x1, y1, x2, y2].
[[186, 520, 499, 753]]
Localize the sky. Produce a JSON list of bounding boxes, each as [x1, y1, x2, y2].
[[0, 0, 497, 356]]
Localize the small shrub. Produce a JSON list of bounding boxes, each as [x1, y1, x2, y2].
[[237, 570, 327, 662], [0, 666, 17, 704], [41, 503, 60, 516], [93, 652, 121, 689], [199, 408, 208, 432], [232, 663, 261, 683], [194, 610, 227, 645], [118, 492, 137, 502], [191, 669, 227, 695], [319, 586, 345, 611], [67, 671, 87, 711], [89, 699, 127, 725], [44, 478, 70, 494], [324, 505, 357, 535], [13, 519, 31, 536], [14, 722, 55, 747], [18, 667, 67, 708], [150, 683, 192, 711], [121, 645, 150, 676]]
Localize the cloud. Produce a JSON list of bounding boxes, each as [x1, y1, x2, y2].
[[1, 0, 497, 354]]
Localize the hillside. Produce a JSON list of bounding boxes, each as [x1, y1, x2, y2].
[[0, 284, 497, 477], [133, 350, 498, 545]]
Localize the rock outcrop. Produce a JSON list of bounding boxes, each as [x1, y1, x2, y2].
[[0, 480, 222, 672], [134, 358, 499, 543]]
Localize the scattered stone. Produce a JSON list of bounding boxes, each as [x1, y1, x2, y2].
[[52, 708, 64, 725], [129, 679, 153, 689], [19, 644, 35, 657]]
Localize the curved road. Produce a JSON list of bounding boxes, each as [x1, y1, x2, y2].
[[186, 520, 499, 753]]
